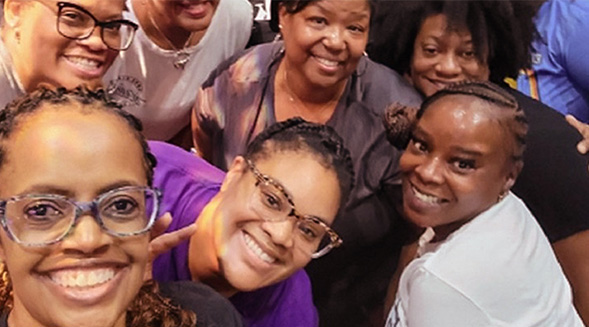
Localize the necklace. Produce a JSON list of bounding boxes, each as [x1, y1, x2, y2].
[[146, 7, 195, 70], [281, 67, 343, 122]]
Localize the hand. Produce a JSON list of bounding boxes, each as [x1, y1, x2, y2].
[[566, 115, 589, 154], [144, 212, 198, 281]]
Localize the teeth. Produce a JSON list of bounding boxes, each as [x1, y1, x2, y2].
[[244, 234, 276, 264], [66, 56, 100, 69], [315, 56, 339, 67], [51, 268, 115, 288], [412, 186, 442, 204]]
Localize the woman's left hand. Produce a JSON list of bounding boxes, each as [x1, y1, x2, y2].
[[144, 213, 198, 281]]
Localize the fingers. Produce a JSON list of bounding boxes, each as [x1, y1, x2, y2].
[[150, 212, 173, 240], [149, 222, 197, 260], [566, 115, 589, 154]]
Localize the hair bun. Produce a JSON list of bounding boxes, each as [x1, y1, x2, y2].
[[383, 103, 418, 150]]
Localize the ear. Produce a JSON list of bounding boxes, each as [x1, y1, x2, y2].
[[219, 156, 247, 192], [3, 0, 26, 28], [277, 5, 288, 30], [501, 161, 523, 195]]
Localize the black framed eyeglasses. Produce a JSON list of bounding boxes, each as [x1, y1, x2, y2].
[[245, 159, 342, 259], [0, 186, 160, 247], [36, 0, 138, 51]]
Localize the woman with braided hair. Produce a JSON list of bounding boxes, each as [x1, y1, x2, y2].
[[369, 1, 589, 323], [0, 86, 242, 327], [149, 117, 355, 327], [384, 81, 582, 326]]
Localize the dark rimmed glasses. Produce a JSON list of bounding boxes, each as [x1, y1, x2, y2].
[[35, 0, 138, 51], [246, 159, 342, 259], [0, 186, 160, 247]]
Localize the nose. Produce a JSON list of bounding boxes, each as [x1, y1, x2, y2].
[[414, 156, 445, 185], [322, 26, 346, 51], [261, 219, 296, 249], [60, 214, 112, 255], [435, 53, 462, 77], [78, 26, 109, 52]]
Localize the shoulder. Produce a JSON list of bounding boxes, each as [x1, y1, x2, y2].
[[149, 141, 225, 183], [158, 281, 244, 327], [201, 42, 281, 90], [505, 88, 589, 242], [353, 57, 423, 113]]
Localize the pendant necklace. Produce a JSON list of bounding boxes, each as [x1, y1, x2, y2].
[[281, 67, 343, 122], [146, 8, 195, 70]]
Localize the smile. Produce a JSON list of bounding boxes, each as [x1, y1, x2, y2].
[[65, 56, 102, 70], [313, 56, 340, 68], [244, 233, 276, 264], [411, 184, 445, 204], [50, 268, 115, 288]]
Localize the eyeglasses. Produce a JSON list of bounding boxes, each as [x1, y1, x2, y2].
[[35, 0, 138, 51], [0, 186, 160, 247], [246, 159, 342, 259]]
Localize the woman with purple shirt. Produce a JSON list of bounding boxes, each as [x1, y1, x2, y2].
[[151, 118, 354, 327]]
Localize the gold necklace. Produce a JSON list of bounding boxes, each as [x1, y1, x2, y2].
[[281, 67, 343, 122], [146, 7, 195, 70]]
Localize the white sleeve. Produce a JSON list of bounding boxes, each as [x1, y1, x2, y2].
[[405, 268, 492, 327]]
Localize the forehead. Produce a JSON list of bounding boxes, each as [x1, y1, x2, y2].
[[56, 0, 126, 19], [298, 0, 370, 17], [419, 95, 510, 152], [1, 106, 146, 194], [418, 14, 473, 42]]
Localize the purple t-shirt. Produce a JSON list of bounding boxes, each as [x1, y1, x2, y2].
[[149, 141, 319, 327]]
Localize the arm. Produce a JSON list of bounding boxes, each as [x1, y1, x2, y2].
[[552, 230, 589, 326]]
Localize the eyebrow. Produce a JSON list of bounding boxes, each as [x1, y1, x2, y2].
[[449, 146, 484, 157], [17, 180, 142, 198]]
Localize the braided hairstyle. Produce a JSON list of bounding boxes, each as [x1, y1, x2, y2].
[[369, 0, 544, 84], [385, 81, 528, 163], [0, 86, 156, 185], [0, 86, 196, 327], [245, 117, 355, 206]]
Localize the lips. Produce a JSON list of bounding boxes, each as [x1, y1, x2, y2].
[[177, 0, 214, 18], [411, 184, 445, 204], [243, 233, 277, 264]]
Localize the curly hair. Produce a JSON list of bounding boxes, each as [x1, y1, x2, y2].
[[0, 86, 156, 185], [368, 0, 544, 83], [245, 117, 355, 206], [0, 86, 196, 326], [384, 80, 528, 162]]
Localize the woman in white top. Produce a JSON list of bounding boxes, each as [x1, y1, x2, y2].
[[384, 81, 583, 327], [104, 0, 253, 142]]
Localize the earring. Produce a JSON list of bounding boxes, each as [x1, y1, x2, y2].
[[497, 191, 507, 202], [278, 24, 283, 30]]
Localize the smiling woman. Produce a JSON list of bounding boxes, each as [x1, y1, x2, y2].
[[384, 81, 583, 327], [0, 86, 242, 327], [0, 0, 136, 108]]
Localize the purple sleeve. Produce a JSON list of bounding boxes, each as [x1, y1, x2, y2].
[[230, 270, 319, 327], [148, 141, 225, 282]]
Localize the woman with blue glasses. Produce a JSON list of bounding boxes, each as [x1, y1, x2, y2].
[[0, 86, 241, 327]]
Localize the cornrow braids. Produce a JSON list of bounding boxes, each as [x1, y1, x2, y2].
[[384, 81, 528, 162], [0, 86, 156, 185], [245, 117, 355, 206]]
